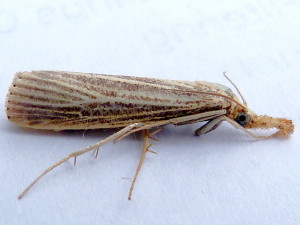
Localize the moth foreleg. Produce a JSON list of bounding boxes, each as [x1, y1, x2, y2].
[[194, 116, 224, 136]]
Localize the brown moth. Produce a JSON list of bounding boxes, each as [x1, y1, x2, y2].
[[6, 71, 294, 200]]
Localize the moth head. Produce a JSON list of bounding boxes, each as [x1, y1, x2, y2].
[[224, 72, 294, 137]]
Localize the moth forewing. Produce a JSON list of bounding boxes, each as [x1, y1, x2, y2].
[[6, 71, 294, 200], [6, 71, 235, 130]]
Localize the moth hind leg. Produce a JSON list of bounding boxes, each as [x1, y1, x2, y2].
[[18, 122, 145, 199]]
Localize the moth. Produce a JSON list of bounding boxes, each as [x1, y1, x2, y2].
[[6, 71, 294, 200]]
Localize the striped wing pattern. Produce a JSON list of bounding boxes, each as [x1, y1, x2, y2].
[[6, 71, 234, 130]]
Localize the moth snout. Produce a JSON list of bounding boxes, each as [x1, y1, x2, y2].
[[245, 115, 295, 137]]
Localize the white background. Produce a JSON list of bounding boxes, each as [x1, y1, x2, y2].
[[1, 0, 300, 224]]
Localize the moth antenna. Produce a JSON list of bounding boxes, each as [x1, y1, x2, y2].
[[160, 88, 246, 109], [223, 71, 248, 106]]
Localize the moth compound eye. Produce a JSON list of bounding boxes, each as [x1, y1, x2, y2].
[[235, 113, 251, 127]]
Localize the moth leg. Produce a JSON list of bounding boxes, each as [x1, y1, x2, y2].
[[18, 122, 145, 199], [128, 129, 155, 200], [116, 110, 227, 142], [194, 116, 224, 136], [115, 121, 168, 143], [170, 109, 227, 126]]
